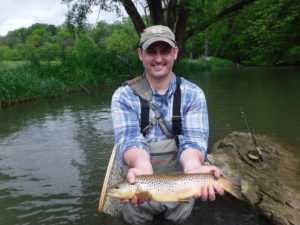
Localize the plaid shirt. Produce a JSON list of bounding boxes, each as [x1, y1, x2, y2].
[[111, 74, 209, 165]]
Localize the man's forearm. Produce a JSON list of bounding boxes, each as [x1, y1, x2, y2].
[[180, 148, 205, 173], [124, 147, 153, 183], [124, 147, 153, 170]]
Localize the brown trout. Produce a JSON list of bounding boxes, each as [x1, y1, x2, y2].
[[107, 173, 242, 202]]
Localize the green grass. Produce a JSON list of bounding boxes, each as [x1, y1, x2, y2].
[[175, 57, 234, 74], [0, 67, 66, 107], [0, 61, 29, 69], [0, 56, 233, 109], [0, 60, 61, 69], [0, 54, 141, 108]]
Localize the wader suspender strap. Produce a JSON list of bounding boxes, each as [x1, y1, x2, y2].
[[140, 97, 149, 136], [127, 76, 182, 139], [172, 77, 182, 136]]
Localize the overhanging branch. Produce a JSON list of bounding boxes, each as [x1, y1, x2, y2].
[[188, 0, 258, 37]]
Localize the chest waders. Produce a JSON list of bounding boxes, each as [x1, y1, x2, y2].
[[121, 76, 195, 225]]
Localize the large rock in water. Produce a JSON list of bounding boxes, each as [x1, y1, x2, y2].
[[208, 131, 300, 225]]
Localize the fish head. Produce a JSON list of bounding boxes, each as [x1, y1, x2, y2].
[[107, 181, 136, 199]]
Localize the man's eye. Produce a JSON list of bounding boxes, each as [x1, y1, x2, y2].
[[147, 50, 155, 54], [161, 49, 171, 54]]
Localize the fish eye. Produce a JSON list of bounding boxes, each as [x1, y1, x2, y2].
[[114, 186, 120, 189]]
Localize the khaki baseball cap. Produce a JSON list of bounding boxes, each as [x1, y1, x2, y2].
[[140, 25, 176, 50]]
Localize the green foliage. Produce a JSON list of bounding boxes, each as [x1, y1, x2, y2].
[[0, 66, 66, 106], [175, 57, 233, 75], [0, 45, 10, 60], [105, 29, 138, 55], [196, 0, 300, 65], [0, 61, 28, 69], [286, 46, 300, 65], [0, 23, 75, 61], [1, 0, 299, 107], [3, 49, 23, 61], [72, 34, 99, 66], [90, 21, 111, 48], [36, 42, 61, 60]]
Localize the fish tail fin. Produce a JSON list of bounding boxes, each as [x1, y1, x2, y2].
[[227, 177, 243, 200]]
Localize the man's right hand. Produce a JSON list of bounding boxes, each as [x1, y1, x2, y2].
[[122, 148, 153, 204]]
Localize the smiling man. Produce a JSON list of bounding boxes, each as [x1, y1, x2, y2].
[[111, 25, 224, 225]]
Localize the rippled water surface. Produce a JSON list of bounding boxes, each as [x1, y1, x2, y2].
[[1, 67, 299, 225]]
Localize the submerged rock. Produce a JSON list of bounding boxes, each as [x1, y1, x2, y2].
[[208, 131, 300, 225]]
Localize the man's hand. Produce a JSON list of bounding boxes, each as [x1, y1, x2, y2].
[[122, 148, 153, 204], [180, 148, 224, 201]]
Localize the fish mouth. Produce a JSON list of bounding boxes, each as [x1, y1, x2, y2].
[[106, 192, 114, 197], [107, 189, 116, 196]]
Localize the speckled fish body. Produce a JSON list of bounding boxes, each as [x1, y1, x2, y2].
[[107, 173, 242, 202]]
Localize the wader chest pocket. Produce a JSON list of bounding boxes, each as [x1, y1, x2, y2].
[[148, 139, 182, 174]]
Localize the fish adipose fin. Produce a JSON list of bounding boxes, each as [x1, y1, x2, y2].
[[136, 191, 152, 201], [227, 177, 243, 200]]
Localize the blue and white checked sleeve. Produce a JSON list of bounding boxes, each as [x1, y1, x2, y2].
[[178, 79, 209, 160], [111, 86, 149, 165]]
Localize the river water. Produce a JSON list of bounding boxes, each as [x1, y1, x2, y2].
[[0, 67, 299, 225]]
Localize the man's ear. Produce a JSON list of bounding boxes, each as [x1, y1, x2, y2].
[[174, 46, 179, 60], [137, 48, 143, 61]]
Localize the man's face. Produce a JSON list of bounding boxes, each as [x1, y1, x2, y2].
[[138, 41, 178, 79]]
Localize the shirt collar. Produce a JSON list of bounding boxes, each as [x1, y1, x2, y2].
[[143, 71, 177, 97]]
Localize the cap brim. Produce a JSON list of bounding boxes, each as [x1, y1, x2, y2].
[[141, 37, 176, 50]]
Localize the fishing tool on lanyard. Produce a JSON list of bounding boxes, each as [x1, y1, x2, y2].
[[240, 108, 264, 162]]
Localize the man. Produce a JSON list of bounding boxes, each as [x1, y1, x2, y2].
[[111, 25, 224, 225]]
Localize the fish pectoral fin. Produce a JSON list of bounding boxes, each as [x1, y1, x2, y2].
[[136, 191, 152, 201]]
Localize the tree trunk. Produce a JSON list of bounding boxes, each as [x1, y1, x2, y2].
[[165, 0, 178, 29], [174, 4, 190, 60], [190, 38, 193, 59], [204, 28, 208, 57], [147, 0, 165, 25], [121, 0, 146, 35]]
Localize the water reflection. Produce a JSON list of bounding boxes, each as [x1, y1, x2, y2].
[[0, 88, 117, 225], [72, 107, 115, 224], [1, 68, 299, 225]]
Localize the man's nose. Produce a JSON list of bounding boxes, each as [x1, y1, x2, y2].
[[154, 52, 163, 62]]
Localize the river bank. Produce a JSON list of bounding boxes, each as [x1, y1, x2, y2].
[[0, 57, 233, 109]]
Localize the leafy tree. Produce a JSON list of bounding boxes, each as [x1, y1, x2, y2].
[[47, 25, 58, 35], [105, 29, 138, 55], [0, 45, 10, 60], [1, 30, 23, 47], [286, 46, 300, 65], [201, 0, 300, 65], [57, 29, 73, 41], [14, 44, 27, 59], [3, 49, 23, 60], [26, 33, 44, 48], [90, 21, 111, 47], [72, 34, 99, 67], [62, 0, 258, 58], [36, 42, 61, 60]]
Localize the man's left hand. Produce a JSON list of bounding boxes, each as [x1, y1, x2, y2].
[[185, 165, 224, 201], [180, 148, 224, 201]]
